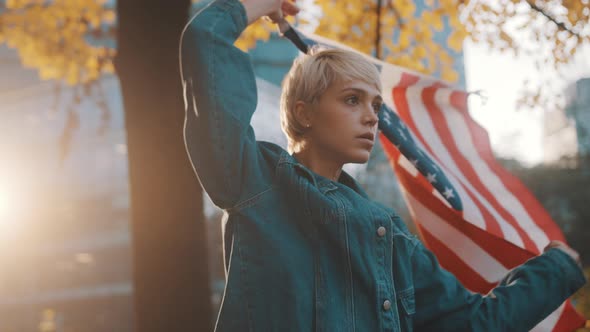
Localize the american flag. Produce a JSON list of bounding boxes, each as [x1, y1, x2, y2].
[[281, 28, 586, 331]]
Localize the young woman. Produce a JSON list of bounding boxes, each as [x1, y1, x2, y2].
[[179, 0, 586, 330]]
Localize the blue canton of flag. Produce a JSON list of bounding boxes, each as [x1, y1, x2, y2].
[[378, 104, 463, 211]]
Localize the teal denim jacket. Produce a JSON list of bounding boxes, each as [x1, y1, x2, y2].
[[179, 0, 587, 330]]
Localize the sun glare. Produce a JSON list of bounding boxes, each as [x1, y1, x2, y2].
[[0, 189, 10, 221]]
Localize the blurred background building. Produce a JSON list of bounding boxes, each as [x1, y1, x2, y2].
[[543, 77, 590, 168], [0, 42, 134, 331], [565, 78, 590, 160]]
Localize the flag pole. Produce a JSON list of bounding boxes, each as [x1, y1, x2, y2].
[[276, 18, 310, 54]]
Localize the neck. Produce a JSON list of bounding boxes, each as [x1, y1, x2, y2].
[[292, 146, 343, 182]]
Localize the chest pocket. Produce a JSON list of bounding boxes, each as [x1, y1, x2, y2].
[[397, 287, 415, 332]]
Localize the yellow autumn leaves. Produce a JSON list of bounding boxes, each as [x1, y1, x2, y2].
[[234, 0, 468, 83], [315, 0, 466, 83], [1, 0, 588, 89], [1, 0, 116, 86], [233, 0, 588, 89]]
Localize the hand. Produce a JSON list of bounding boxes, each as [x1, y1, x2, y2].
[[242, 0, 300, 25], [544, 240, 582, 268], [267, 0, 299, 23]]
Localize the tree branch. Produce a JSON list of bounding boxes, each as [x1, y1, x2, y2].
[[375, 0, 382, 59], [525, 0, 581, 38], [386, 1, 405, 29]]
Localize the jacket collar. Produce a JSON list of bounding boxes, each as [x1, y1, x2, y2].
[[277, 150, 369, 198]]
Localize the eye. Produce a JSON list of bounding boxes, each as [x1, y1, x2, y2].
[[345, 95, 359, 105], [373, 102, 383, 113]]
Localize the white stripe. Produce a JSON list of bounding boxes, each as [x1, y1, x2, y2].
[[404, 189, 565, 332], [434, 88, 549, 252], [402, 88, 488, 231], [434, 159, 487, 230], [397, 154, 458, 210], [404, 85, 525, 248], [530, 302, 565, 332], [405, 192, 508, 283], [393, 89, 484, 229], [394, 115, 488, 231], [432, 188, 452, 209], [379, 65, 402, 112], [398, 154, 419, 177], [398, 149, 486, 230]]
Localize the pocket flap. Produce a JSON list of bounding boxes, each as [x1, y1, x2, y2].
[[398, 287, 415, 315]]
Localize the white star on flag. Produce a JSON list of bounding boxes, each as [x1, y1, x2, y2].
[[443, 187, 455, 199], [426, 173, 437, 183]]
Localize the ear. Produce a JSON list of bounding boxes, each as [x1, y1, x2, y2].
[[294, 100, 313, 129]]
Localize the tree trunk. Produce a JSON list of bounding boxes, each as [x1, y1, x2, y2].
[[115, 1, 212, 331]]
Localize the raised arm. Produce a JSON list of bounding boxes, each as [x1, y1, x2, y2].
[[179, 0, 298, 209], [411, 241, 586, 331]]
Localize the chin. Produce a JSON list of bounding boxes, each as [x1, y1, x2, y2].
[[345, 149, 372, 164]]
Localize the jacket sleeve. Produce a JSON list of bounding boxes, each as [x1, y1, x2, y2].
[[412, 242, 587, 331], [179, 0, 267, 209]]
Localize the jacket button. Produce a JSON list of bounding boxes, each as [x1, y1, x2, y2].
[[377, 226, 386, 237], [383, 300, 391, 311]]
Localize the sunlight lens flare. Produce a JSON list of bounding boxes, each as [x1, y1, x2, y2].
[[0, 189, 9, 221], [0, 184, 21, 226], [0, 188, 14, 224]]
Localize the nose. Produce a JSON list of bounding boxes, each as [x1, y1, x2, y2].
[[362, 104, 379, 127]]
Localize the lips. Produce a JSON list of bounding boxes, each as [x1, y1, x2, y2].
[[357, 132, 375, 142]]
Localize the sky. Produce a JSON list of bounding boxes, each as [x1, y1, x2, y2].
[[463, 37, 590, 167], [464, 40, 544, 166]]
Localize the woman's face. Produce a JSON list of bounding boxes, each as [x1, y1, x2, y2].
[[306, 79, 382, 164]]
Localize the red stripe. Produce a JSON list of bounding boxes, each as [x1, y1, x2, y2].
[[395, 81, 508, 247], [392, 74, 426, 148], [381, 137, 534, 269], [463, 191, 504, 244], [551, 302, 586, 331], [397, 72, 421, 88], [380, 134, 585, 331], [422, 86, 539, 253], [421, 85, 503, 237], [417, 224, 496, 292], [450, 91, 565, 243], [382, 73, 580, 331]]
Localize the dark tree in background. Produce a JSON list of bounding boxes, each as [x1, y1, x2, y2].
[[115, 1, 212, 331], [501, 157, 590, 266]]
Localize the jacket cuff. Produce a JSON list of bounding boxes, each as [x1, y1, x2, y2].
[[543, 247, 587, 293]]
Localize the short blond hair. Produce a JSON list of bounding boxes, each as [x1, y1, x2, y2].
[[279, 47, 381, 153]]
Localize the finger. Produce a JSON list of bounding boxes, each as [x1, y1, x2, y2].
[[282, 2, 300, 15], [545, 240, 563, 249], [267, 8, 283, 23], [281, 1, 300, 16]]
